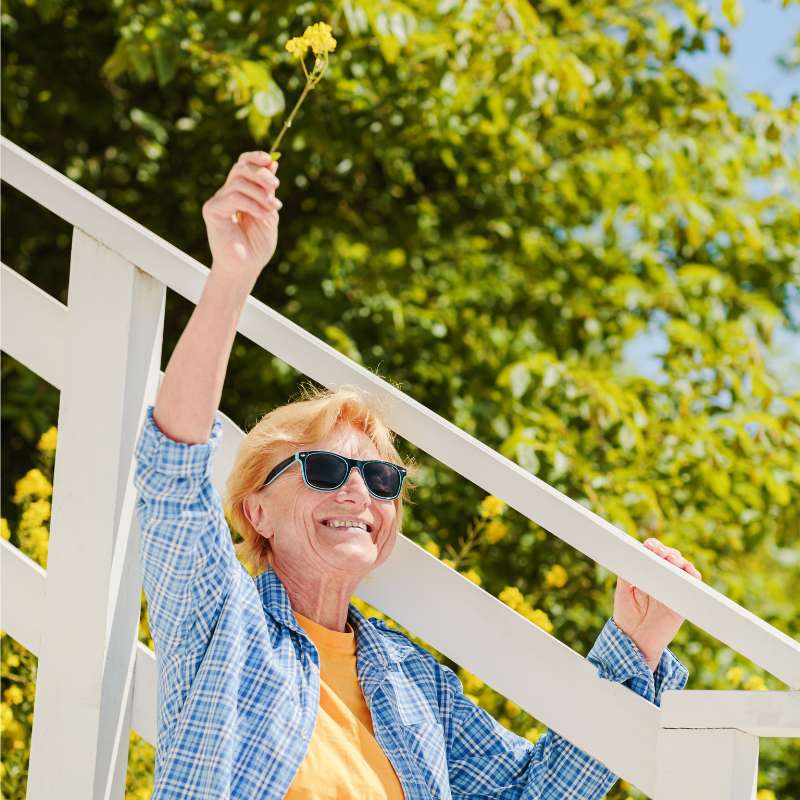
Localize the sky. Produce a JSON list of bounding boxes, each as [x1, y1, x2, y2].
[[678, 0, 799, 110], [620, 0, 800, 395]]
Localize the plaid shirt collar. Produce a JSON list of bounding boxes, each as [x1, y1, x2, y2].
[[253, 567, 410, 672]]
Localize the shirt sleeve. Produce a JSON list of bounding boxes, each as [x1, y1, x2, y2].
[[444, 618, 689, 799], [133, 405, 240, 659]]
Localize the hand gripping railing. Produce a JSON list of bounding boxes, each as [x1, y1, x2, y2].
[[2, 135, 798, 800]]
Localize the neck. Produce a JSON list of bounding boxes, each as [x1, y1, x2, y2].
[[273, 562, 360, 632]]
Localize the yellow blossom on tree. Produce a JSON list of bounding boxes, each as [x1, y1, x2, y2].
[[726, 666, 743, 685], [525, 608, 554, 633], [423, 541, 441, 558], [13, 469, 53, 503], [479, 495, 506, 518], [544, 564, 568, 588], [744, 675, 767, 691], [499, 586, 525, 611], [757, 790, 777, 800], [37, 426, 58, 453], [458, 668, 485, 695], [504, 699, 521, 717], [524, 727, 542, 743], [442, 558, 457, 569], [4, 685, 24, 705], [21, 498, 50, 530], [461, 568, 482, 585], [6, 654, 20, 668], [1, 518, 10, 541], [484, 520, 508, 544]]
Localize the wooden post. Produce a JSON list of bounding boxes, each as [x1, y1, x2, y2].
[[26, 229, 165, 800]]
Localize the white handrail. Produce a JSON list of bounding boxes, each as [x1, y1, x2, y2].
[[3, 133, 798, 688]]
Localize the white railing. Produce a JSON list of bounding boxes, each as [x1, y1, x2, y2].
[[1, 135, 798, 800]]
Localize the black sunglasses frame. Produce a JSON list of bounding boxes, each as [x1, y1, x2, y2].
[[262, 450, 407, 500]]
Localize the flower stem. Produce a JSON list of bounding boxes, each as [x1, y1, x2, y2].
[[269, 55, 328, 154]]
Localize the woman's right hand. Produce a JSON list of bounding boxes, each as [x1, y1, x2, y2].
[[202, 151, 282, 289]]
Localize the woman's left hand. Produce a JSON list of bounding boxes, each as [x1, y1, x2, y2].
[[612, 538, 702, 672]]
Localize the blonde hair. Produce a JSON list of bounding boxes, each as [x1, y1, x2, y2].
[[224, 382, 417, 575]]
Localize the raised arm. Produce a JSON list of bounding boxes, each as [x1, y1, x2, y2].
[[134, 151, 282, 658], [153, 150, 282, 443]]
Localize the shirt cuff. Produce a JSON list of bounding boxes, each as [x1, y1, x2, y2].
[[135, 404, 224, 483], [587, 618, 689, 706]]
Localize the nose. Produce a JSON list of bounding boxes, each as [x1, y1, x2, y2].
[[336, 465, 370, 502]]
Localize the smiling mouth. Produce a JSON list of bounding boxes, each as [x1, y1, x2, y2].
[[318, 520, 376, 540]]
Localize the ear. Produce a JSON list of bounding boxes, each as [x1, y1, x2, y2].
[[243, 491, 275, 542]]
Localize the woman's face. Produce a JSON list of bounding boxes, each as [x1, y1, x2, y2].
[[249, 423, 399, 578]]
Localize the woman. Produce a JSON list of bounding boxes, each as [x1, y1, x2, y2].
[[134, 150, 702, 799]]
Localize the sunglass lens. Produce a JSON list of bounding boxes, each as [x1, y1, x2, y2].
[[363, 461, 401, 499], [305, 453, 347, 489]]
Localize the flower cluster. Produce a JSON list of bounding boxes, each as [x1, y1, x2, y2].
[[544, 564, 568, 588], [498, 586, 554, 633], [285, 22, 337, 59], [479, 495, 506, 518]]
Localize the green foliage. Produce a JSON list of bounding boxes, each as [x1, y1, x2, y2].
[[2, 0, 799, 796]]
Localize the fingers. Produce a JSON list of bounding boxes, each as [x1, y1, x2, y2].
[[644, 537, 702, 579], [224, 178, 282, 212]]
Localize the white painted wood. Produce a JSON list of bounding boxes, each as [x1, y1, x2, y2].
[[0, 536, 159, 751], [131, 642, 158, 744], [661, 690, 800, 737], [1, 261, 68, 389], [26, 231, 165, 800], [655, 729, 758, 800], [0, 539, 46, 653], [3, 134, 799, 686]]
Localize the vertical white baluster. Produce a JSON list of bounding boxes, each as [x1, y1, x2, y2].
[[27, 228, 165, 800], [655, 728, 758, 800]]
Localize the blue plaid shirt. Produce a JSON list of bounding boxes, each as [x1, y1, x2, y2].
[[134, 404, 688, 799]]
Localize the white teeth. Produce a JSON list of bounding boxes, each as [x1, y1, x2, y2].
[[324, 519, 368, 531]]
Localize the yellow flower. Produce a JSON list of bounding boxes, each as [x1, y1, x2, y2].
[[423, 541, 441, 558], [484, 520, 508, 544], [13, 469, 53, 503], [458, 668, 485, 694], [524, 727, 542, 743], [757, 790, 777, 800], [545, 564, 568, 589], [285, 22, 337, 60], [21, 499, 50, 530], [744, 675, 767, 691], [37, 426, 58, 453], [4, 685, 24, 705], [525, 608, 554, 633], [461, 569, 482, 586], [499, 586, 525, 611], [303, 22, 337, 56], [504, 699, 521, 717], [480, 495, 506, 518], [6, 654, 20, 668], [442, 558, 457, 569], [285, 36, 309, 58], [725, 666, 743, 685], [1, 518, 10, 541]]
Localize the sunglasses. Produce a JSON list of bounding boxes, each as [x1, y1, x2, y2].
[[262, 450, 407, 501]]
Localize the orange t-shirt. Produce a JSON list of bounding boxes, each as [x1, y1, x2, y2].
[[284, 611, 406, 800]]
